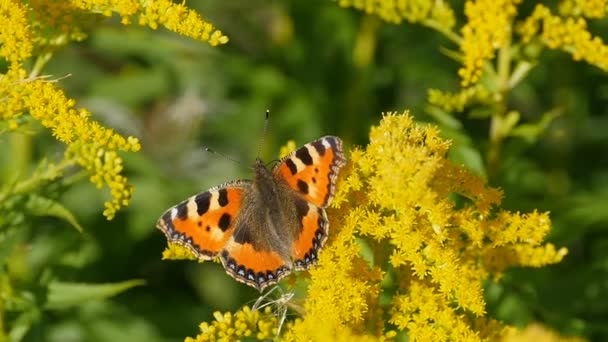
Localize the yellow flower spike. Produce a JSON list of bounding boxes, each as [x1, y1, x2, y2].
[[519, 4, 608, 71], [279, 140, 297, 158], [559, 0, 607, 18], [0, 0, 33, 63], [337, 0, 456, 31], [188, 306, 279, 342], [459, 0, 522, 87], [428, 85, 491, 113]]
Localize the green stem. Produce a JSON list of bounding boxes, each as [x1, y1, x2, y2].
[[487, 36, 513, 179], [29, 53, 52, 79], [8, 134, 31, 183], [509, 60, 535, 89], [0, 158, 76, 204], [423, 19, 463, 45]]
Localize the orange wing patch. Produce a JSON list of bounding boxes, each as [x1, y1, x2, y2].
[[275, 136, 346, 207], [157, 181, 248, 259], [221, 239, 292, 291], [292, 201, 329, 270]]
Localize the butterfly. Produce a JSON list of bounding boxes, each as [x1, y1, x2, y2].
[[156, 136, 346, 291]]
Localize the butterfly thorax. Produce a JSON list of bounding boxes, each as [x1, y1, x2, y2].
[[233, 159, 299, 263]]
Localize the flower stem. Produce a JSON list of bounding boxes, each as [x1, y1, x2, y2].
[[487, 35, 513, 179], [423, 19, 463, 45], [29, 52, 52, 79], [0, 158, 75, 204]]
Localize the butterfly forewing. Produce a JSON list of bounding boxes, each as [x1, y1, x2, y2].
[[156, 180, 250, 259], [273, 136, 346, 207]]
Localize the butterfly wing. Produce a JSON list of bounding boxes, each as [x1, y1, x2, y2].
[[220, 238, 292, 291], [273, 136, 346, 207], [156, 180, 250, 260], [291, 199, 329, 271], [273, 136, 346, 270]]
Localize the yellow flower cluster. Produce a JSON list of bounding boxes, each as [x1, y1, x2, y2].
[[519, 4, 608, 71], [72, 0, 229, 45], [559, 0, 607, 18], [1, 1, 228, 220], [502, 323, 586, 342], [336, 0, 455, 30], [427, 85, 491, 113], [0, 0, 33, 64], [162, 243, 199, 261], [459, 0, 522, 87], [0, 66, 141, 219], [186, 306, 279, 342], [289, 112, 565, 340]]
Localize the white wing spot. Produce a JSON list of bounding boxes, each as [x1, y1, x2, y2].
[[186, 198, 199, 220], [208, 190, 221, 211]]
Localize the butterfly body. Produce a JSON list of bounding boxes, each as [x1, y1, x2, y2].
[[157, 136, 346, 291]]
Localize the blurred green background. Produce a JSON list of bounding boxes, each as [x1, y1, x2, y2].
[[6, 0, 608, 341]]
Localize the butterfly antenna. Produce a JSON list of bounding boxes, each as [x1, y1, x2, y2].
[[256, 109, 270, 160], [203, 147, 242, 166]]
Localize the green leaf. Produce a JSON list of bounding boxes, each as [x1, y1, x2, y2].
[[509, 108, 561, 143], [425, 105, 463, 129], [9, 309, 41, 342], [26, 195, 83, 232], [45, 280, 146, 310], [0, 228, 24, 267]]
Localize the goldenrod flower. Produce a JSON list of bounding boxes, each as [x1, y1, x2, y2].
[[0, 0, 33, 64], [559, 0, 607, 18], [459, 0, 522, 87], [502, 323, 586, 342], [519, 4, 608, 71], [162, 243, 199, 261], [336, 0, 455, 30], [1, 1, 227, 220], [72, 0, 229, 45], [186, 306, 279, 342], [186, 112, 566, 341], [287, 112, 565, 340], [428, 85, 491, 113], [0, 66, 141, 219]]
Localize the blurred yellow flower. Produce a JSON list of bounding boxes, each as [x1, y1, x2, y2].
[[559, 0, 607, 18], [459, 0, 522, 87], [71, 0, 229, 45], [519, 4, 608, 71], [1, 1, 228, 219], [336, 0, 455, 30], [186, 306, 279, 342], [502, 323, 586, 342], [428, 85, 491, 113], [0, 0, 33, 64]]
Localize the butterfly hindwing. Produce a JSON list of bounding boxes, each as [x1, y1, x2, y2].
[[292, 198, 329, 271], [221, 238, 292, 291], [156, 180, 250, 259], [274, 136, 346, 207]]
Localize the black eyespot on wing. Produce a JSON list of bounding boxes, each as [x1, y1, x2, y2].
[[297, 179, 309, 194], [295, 147, 313, 165], [295, 197, 309, 231], [285, 158, 298, 175], [311, 140, 326, 156], [195, 192, 211, 215], [218, 189, 229, 207], [218, 213, 231, 231], [176, 203, 188, 220]]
